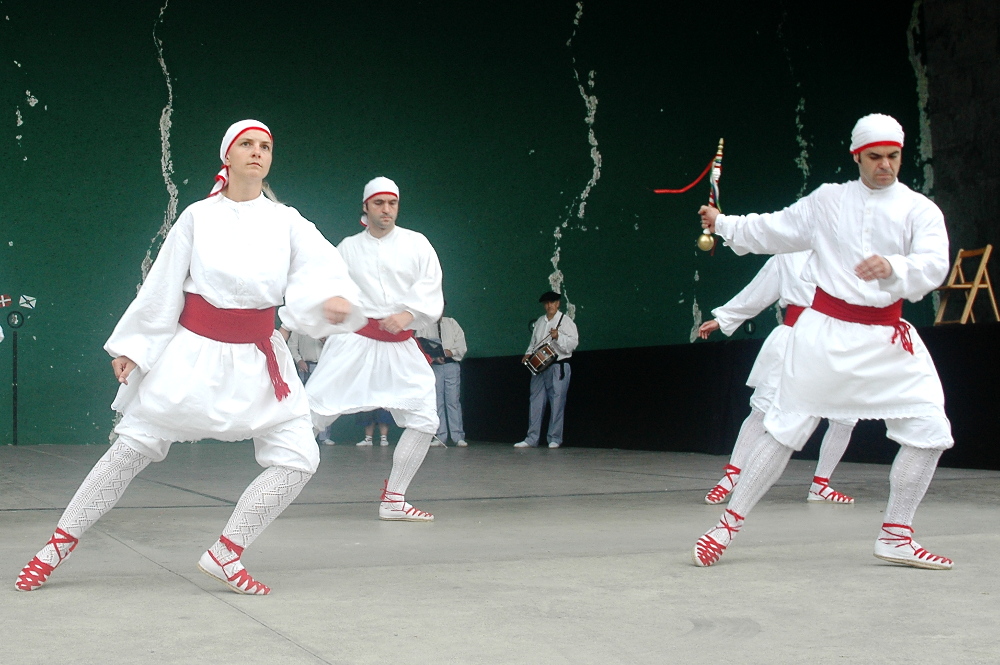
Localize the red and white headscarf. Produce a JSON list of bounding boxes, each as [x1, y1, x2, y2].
[[360, 176, 400, 227], [849, 114, 904, 154], [208, 119, 272, 197]]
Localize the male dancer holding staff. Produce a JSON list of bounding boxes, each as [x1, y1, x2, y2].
[[699, 250, 856, 505], [306, 177, 443, 521], [694, 113, 954, 570]]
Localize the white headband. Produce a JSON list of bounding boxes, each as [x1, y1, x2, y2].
[[360, 176, 400, 226], [208, 119, 272, 197], [849, 113, 904, 154]]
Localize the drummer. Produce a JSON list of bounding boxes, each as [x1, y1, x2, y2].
[[514, 291, 580, 449]]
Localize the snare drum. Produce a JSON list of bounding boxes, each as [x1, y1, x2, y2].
[[524, 344, 557, 375]]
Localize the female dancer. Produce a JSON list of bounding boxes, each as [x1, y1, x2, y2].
[[15, 120, 363, 594]]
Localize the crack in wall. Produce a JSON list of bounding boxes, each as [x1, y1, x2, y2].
[[112, 0, 177, 443], [907, 0, 940, 315], [907, 0, 934, 197], [688, 299, 703, 343], [9, 49, 45, 163], [688, 271, 703, 343], [772, 302, 784, 326], [777, 12, 811, 199], [551, 1, 602, 320], [140, 0, 178, 287]]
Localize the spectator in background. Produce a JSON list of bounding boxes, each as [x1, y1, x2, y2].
[[514, 291, 579, 449], [288, 330, 334, 446], [417, 310, 468, 447], [356, 409, 392, 447]]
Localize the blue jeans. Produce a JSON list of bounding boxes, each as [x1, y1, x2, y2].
[[524, 363, 571, 446], [432, 362, 465, 442]]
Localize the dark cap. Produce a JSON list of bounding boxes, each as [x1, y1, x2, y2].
[[538, 290, 562, 303]]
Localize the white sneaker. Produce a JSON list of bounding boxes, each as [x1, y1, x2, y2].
[[430, 437, 447, 447], [513, 441, 535, 448], [548, 442, 561, 449], [319, 438, 336, 446], [379, 436, 389, 447], [356, 437, 373, 447], [456, 440, 468, 447]]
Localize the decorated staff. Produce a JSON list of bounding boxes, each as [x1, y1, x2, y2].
[[653, 138, 725, 252], [698, 139, 725, 251]]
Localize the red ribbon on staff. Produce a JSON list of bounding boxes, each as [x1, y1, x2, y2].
[[653, 159, 715, 194]]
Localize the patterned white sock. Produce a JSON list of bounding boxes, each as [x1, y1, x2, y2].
[[729, 408, 767, 470], [728, 433, 793, 518], [33, 440, 153, 567], [212, 465, 312, 552], [884, 446, 942, 526], [383, 429, 432, 504], [814, 420, 855, 479]]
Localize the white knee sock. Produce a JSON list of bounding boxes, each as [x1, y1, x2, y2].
[[728, 433, 793, 518], [729, 408, 767, 471], [30, 440, 153, 567], [813, 420, 854, 480], [211, 466, 311, 555], [384, 429, 432, 501], [884, 446, 942, 526]]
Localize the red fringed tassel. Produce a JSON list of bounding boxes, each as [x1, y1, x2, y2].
[[256, 339, 291, 401], [890, 321, 915, 355]]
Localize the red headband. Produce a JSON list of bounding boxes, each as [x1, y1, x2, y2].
[[224, 126, 272, 160], [364, 191, 399, 203], [851, 140, 902, 155]]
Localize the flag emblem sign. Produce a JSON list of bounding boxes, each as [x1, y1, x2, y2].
[[19, 295, 36, 309], [0, 294, 11, 308]]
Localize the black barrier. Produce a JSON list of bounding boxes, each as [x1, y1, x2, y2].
[[462, 322, 1000, 470]]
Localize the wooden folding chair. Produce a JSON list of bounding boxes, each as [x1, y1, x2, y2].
[[934, 244, 999, 325]]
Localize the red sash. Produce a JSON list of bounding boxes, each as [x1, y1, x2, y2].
[[783, 304, 805, 327], [177, 293, 291, 400], [354, 318, 432, 363], [811, 288, 913, 354], [354, 317, 414, 342]]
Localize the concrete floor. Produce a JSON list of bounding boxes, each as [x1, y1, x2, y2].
[[1, 441, 998, 665]]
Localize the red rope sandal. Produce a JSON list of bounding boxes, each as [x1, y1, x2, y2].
[[16, 528, 79, 591]]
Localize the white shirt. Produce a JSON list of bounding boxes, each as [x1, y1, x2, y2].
[[306, 224, 443, 430], [336, 225, 444, 329], [715, 179, 949, 307], [713, 178, 950, 430], [105, 193, 363, 443], [526, 311, 579, 360], [712, 251, 814, 336], [109, 194, 363, 370], [287, 331, 324, 363], [416, 317, 468, 361]]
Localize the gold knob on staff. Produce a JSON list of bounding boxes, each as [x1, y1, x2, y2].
[[697, 229, 716, 251]]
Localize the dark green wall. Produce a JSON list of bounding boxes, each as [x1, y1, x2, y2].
[[0, 1, 936, 445]]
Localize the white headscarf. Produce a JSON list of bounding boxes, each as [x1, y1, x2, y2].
[[208, 119, 272, 197], [360, 176, 400, 226], [849, 114, 904, 154]]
